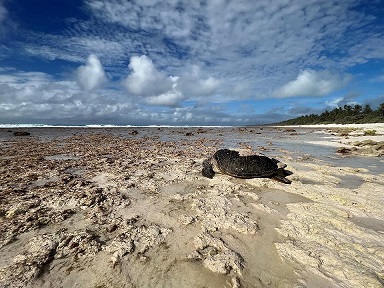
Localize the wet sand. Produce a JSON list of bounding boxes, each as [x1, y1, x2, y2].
[[0, 125, 383, 287]]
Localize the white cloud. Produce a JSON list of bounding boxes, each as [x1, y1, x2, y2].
[[24, 45, 85, 63], [178, 65, 221, 97], [83, 0, 374, 68], [0, 67, 234, 125], [13, 0, 384, 105], [146, 82, 184, 106], [0, 68, 130, 123], [123, 56, 222, 106], [86, 0, 197, 39], [2, 1, 384, 125], [123, 55, 173, 97], [345, 37, 384, 66], [371, 74, 384, 83], [146, 90, 183, 107], [275, 70, 351, 98], [325, 92, 360, 108], [326, 97, 344, 109], [21, 33, 126, 65], [76, 54, 107, 91], [122, 56, 185, 106]]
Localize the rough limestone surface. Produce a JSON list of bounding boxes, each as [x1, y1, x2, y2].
[[274, 163, 384, 287], [192, 232, 243, 276], [0, 235, 58, 286], [1, 126, 383, 287], [192, 190, 259, 234]]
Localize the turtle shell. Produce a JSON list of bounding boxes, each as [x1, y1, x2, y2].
[[213, 149, 278, 178]]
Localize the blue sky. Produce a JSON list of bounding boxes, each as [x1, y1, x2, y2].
[[1, 0, 384, 125]]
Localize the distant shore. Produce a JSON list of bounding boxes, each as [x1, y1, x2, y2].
[[274, 123, 384, 150], [273, 122, 384, 130]]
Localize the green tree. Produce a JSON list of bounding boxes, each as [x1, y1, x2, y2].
[[275, 102, 384, 125], [353, 104, 362, 114], [380, 103, 384, 117], [343, 104, 353, 115], [363, 104, 372, 114]]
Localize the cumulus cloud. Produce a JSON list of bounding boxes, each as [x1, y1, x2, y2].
[[178, 65, 221, 97], [76, 54, 107, 91], [146, 79, 184, 106], [123, 56, 223, 106], [275, 70, 351, 98], [0, 67, 270, 126], [122, 55, 185, 107], [123, 55, 173, 97], [0, 68, 130, 124]]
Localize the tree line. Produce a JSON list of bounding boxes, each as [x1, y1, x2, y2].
[[276, 103, 384, 125]]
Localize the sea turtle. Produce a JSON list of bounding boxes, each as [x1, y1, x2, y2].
[[202, 149, 291, 184]]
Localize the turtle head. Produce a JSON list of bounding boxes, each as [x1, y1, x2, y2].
[[274, 161, 292, 184], [202, 159, 215, 178]]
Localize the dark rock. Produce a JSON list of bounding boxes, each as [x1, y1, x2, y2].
[[186, 132, 194, 136], [131, 130, 139, 135], [13, 131, 30, 136], [337, 147, 352, 154], [285, 129, 296, 133]]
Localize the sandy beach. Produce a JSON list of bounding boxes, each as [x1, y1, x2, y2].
[[1, 124, 383, 287]]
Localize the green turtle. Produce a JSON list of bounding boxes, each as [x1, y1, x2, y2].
[[202, 149, 291, 184]]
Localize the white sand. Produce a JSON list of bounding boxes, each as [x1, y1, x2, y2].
[[277, 123, 384, 150]]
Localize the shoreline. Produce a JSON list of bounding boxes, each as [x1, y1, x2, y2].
[[1, 127, 383, 287], [273, 122, 384, 134], [2, 122, 384, 128], [275, 123, 384, 154], [273, 122, 384, 128]]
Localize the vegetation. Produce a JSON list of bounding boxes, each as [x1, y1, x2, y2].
[[277, 103, 384, 125]]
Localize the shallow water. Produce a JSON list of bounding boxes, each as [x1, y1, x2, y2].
[[45, 154, 80, 160]]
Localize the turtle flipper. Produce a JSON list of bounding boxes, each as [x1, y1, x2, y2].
[[202, 159, 215, 178], [271, 175, 291, 184]]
